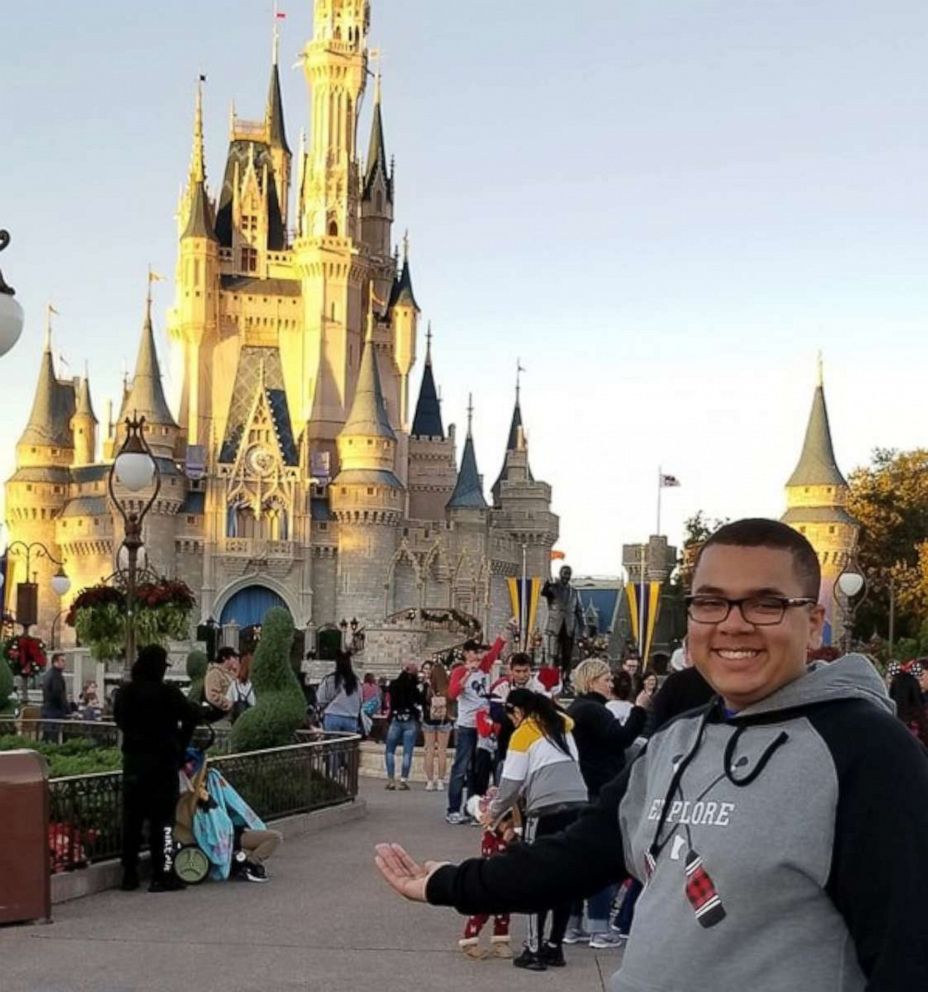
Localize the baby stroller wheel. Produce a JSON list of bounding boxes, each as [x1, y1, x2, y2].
[[174, 844, 210, 885]]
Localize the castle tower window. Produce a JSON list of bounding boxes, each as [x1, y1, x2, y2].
[[328, 220, 339, 237], [240, 247, 258, 272]]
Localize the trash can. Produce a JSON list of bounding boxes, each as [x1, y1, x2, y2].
[[0, 750, 51, 924]]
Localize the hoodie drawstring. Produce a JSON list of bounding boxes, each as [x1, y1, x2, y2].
[[723, 726, 789, 787]]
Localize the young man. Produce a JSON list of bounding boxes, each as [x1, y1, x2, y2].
[[41, 653, 70, 739], [377, 519, 928, 989], [445, 620, 517, 824]]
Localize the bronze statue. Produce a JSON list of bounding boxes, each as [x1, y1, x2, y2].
[[542, 565, 585, 681]]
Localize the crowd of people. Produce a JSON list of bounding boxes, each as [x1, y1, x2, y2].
[[375, 518, 928, 989]]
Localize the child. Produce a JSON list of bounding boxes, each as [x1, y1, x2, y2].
[[458, 788, 516, 960]]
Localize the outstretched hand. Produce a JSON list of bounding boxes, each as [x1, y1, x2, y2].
[[374, 843, 448, 903]]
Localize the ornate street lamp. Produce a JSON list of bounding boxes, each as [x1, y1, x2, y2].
[[0, 230, 24, 358], [108, 415, 161, 672], [6, 540, 71, 634], [833, 554, 867, 655]]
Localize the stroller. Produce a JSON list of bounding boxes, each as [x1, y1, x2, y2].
[[172, 727, 268, 885]]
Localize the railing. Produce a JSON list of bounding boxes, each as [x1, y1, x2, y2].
[[44, 733, 359, 873], [0, 718, 121, 747]]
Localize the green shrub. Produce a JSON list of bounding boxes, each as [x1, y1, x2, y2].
[[186, 649, 208, 703], [0, 657, 14, 714], [0, 735, 122, 777], [230, 608, 305, 752]]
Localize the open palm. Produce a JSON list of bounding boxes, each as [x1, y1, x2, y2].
[[374, 843, 447, 902]]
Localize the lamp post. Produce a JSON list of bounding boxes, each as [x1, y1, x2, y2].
[[0, 230, 25, 358], [108, 415, 161, 673], [833, 555, 867, 655], [6, 541, 71, 635]]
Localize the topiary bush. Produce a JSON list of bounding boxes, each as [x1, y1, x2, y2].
[[0, 656, 15, 714], [230, 608, 305, 752], [185, 649, 208, 703]]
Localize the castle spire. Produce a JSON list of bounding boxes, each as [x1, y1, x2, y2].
[[362, 68, 391, 203], [786, 358, 846, 488], [266, 12, 290, 154], [18, 328, 74, 449], [448, 396, 487, 510], [492, 365, 533, 504], [388, 232, 419, 310], [182, 78, 218, 242], [411, 322, 443, 439], [123, 284, 177, 428], [341, 331, 395, 442], [74, 370, 97, 423]]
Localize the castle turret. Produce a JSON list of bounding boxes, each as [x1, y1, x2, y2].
[[408, 324, 456, 519], [447, 399, 488, 515], [5, 321, 74, 630], [331, 326, 403, 622], [70, 371, 98, 466], [492, 374, 531, 506], [388, 234, 419, 430], [782, 359, 858, 641]]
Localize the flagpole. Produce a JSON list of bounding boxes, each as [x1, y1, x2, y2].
[[521, 543, 528, 651], [656, 465, 662, 538]]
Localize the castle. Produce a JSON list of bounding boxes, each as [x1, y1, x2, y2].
[[4, 0, 559, 649]]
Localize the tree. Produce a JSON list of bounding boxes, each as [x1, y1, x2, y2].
[[847, 448, 928, 650], [185, 650, 207, 704], [230, 608, 306, 752]]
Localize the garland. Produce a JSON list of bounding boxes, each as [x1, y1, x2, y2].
[[4, 634, 48, 678]]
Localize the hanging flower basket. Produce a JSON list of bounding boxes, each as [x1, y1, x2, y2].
[[4, 634, 48, 679], [66, 579, 197, 661]]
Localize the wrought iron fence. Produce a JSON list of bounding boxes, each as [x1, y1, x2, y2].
[[0, 718, 121, 747], [44, 733, 360, 873]]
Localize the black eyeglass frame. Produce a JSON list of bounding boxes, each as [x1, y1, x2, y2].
[[684, 595, 818, 626]]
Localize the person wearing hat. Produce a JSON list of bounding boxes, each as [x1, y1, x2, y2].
[[114, 644, 198, 892]]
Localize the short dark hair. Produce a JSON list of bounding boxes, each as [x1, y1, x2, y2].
[[462, 638, 481, 654], [509, 653, 532, 669], [696, 518, 821, 598], [217, 646, 240, 663]]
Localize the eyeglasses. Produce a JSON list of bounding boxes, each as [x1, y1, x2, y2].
[[685, 595, 817, 626]]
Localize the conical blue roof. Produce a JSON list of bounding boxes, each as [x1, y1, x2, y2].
[[342, 338, 395, 440], [412, 355, 443, 438], [787, 384, 846, 488], [448, 433, 487, 510]]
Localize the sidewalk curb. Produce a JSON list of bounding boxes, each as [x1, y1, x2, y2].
[[50, 799, 368, 906]]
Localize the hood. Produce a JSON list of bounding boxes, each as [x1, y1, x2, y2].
[[735, 653, 893, 719]]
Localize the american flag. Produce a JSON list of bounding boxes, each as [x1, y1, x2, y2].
[[660, 473, 681, 488]]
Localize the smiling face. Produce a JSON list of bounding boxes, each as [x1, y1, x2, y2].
[[688, 544, 825, 711]]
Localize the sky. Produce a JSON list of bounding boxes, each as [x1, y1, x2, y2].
[[2, 0, 927, 575]]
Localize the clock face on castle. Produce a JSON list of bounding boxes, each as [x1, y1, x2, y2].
[[246, 445, 275, 477]]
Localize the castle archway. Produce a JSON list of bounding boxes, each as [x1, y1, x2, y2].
[[213, 576, 300, 628]]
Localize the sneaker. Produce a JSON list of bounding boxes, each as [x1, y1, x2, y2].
[[563, 927, 591, 945], [513, 948, 546, 971], [398, 780, 410, 791], [436, 778, 445, 789], [385, 779, 396, 791], [148, 876, 185, 893], [241, 865, 270, 883], [445, 812, 469, 825], [424, 780, 435, 792], [609, 922, 630, 937], [491, 938, 513, 959], [540, 942, 566, 967], [590, 931, 626, 949]]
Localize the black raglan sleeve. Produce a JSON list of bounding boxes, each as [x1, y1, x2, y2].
[[812, 702, 928, 990], [425, 766, 630, 915]]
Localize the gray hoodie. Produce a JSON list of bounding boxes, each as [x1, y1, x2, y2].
[[428, 655, 928, 991]]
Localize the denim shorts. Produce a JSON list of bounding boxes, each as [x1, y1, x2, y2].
[[422, 722, 453, 734]]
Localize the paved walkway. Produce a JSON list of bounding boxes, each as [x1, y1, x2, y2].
[[3, 780, 621, 992]]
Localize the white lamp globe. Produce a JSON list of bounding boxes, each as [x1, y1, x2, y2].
[[0, 571, 4, 592], [0, 294, 24, 358], [115, 451, 156, 492], [837, 571, 865, 598], [117, 544, 147, 572], [51, 570, 71, 597]]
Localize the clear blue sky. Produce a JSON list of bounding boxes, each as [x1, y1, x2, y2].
[[2, 1, 927, 574]]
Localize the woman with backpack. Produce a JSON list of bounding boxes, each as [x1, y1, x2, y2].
[[227, 652, 256, 724], [421, 659, 453, 791]]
